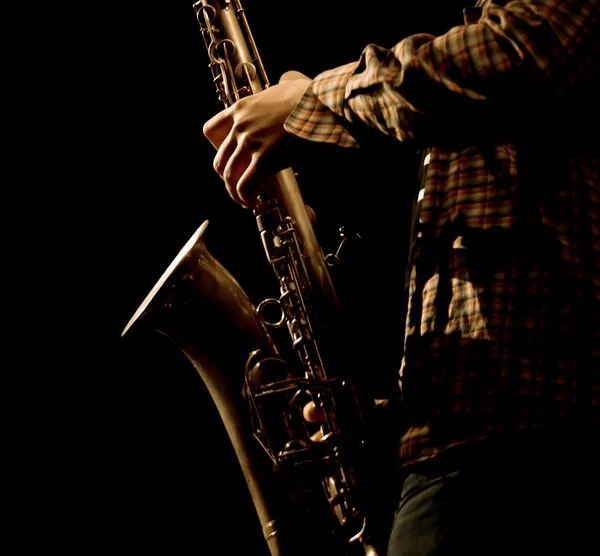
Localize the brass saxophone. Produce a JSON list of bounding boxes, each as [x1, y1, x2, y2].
[[122, 1, 380, 554]]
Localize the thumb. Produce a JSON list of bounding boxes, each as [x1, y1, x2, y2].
[[303, 400, 326, 423], [279, 70, 311, 83]]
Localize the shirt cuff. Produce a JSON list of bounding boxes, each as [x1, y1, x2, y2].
[[284, 62, 360, 148]]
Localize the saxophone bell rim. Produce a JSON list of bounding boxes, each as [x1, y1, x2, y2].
[[120, 219, 210, 337]]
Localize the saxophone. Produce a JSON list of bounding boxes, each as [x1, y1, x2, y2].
[[122, 1, 380, 554]]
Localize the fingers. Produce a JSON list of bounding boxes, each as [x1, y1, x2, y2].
[[213, 131, 236, 182], [235, 150, 261, 207], [203, 107, 232, 149], [304, 400, 326, 443], [208, 120, 247, 205], [204, 106, 256, 206], [303, 400, 326, 423], [221, 146, 262, 208], [221, 141, 245, 205], [203, 101, 259, 206]]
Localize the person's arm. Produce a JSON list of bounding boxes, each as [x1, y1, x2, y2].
[[286, 0, 599, 146], [203, 0, 598, 204]]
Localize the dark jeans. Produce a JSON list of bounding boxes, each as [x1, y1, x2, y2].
[[387, 432, 600, 556]]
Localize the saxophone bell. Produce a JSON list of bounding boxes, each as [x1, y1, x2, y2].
[[121, 221, 336, 556]]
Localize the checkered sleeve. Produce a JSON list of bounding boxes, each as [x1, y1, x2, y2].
[[285, 0, 599, 146], [284, 62, 361, 148]]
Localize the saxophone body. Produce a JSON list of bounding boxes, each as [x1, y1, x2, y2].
[[122, 2, 380, 554]]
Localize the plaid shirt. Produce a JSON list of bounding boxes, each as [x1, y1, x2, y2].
[[285, 0, 600, 465]]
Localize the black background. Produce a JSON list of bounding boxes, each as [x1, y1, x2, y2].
[[20, 1, 465, 553]]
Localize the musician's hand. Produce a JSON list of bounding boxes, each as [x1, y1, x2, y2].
[[303, 400, 326, 442], [203, 71, 312, 207], [303, 398, 396, 443]]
